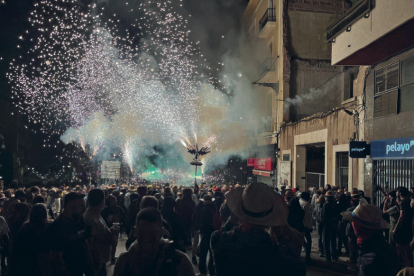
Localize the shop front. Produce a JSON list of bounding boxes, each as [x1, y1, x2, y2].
[[371, 136, 414, 206], [247, 157, 274, 187]]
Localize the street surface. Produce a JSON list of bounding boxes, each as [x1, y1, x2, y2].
[[107, 230, 355, 276]]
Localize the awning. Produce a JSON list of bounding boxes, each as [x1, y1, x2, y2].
[[253, 169, 273, 177]]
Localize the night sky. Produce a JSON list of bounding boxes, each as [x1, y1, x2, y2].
[[0, 0, 249, 183]]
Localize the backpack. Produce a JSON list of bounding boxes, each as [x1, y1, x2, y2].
[[213, 212, 222, 230]]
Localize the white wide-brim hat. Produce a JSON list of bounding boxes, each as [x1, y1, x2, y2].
[[341, 200, 390, 229], [226, 182, 288, 227]]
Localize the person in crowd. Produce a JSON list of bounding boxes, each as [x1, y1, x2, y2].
[[10, 203, 51, 276], [198, 195, 217, 276], [286, 195, 305, 234], [0, 210, 9, 273], [312, 195, 325, 257], [393, 187, 414, 267], [126, 185, 147, 237], [162, 196, 186, 252], [47, 192, 93, 276], [175, 188, 195, 246], [219, 192, 231, 225], [299, 192, 312, 262], [384, 190, 400, 250], [341, 200, 400, 276], [321, 190, 340, 262], [191, 193, 205, 265], [125, 195, 172, 250], [163, 187, 175, 200], [101, 195, 125, 265], [337, 194, 350, 257], [113, 208, 195, 276], [124, 186, 136, 209], [7, 202, 30, 251], [84, 189, 115, 275], [343, 190, 361, 272], [211, 183, 306, 276]]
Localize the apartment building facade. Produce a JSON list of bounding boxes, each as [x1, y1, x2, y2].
[[242, 0, 365, 191], [327, 0, 414, 204]]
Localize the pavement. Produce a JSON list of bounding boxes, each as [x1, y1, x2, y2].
[[107, 230, 357, 276]]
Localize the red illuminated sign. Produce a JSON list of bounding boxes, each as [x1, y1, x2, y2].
[[254, 158, 273, 171], [247, 158, 256, 167]]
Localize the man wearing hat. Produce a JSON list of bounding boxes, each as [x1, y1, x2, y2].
[[341, 201, 400, 276], [321, 190, 340, 262], [210, 183, 305, 276]]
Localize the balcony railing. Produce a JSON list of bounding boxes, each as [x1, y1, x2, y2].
[[259, 8, 276, 33], [259, 57, 277, 78]]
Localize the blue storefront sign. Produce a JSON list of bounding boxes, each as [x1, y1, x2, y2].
[[371, 136, 414, 159]]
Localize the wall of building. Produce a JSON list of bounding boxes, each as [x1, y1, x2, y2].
[[331, 0, 414, 65], [288, 10, 332, 60], [288, 60, 346, 121], [365, 48, 414, 142], [278, 106, 360, 190], [363, 47, 414, 197]]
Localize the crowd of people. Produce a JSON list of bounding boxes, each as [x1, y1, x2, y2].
[[0, 182, 413, 275]]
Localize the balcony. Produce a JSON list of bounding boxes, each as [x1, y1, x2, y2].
[[327, 0, 414, 65], [259, 8, 276, 38], [258, 57, 278, 84]]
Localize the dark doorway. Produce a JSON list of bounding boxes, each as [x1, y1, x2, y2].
[[305, 144, 325, 190]]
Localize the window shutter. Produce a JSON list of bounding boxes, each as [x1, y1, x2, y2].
[[374, 90, 398, 117]]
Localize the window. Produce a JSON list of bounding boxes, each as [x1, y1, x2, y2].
[[337, 152, 348, 189], [375, 63, 398, 95], [399, 55, 414, 113], [283, 154, 290, 161], [374, 62, 398, 117], [374, 56, 414, 117]]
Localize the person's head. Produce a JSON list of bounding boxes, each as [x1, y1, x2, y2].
[[108, 195, 117, 208], [316, 190, 322, 196], [140, 196, 158, 210], [137, 186, 148, 197], [325, 191, 334, 202], [284, 190, 294, 201], [29, 203, 48, 226], [317, 195, 325, 205], [134, 208, 163, 246], [4, 190, 12, 199], [63, 192, 85, 221], [11, 202, 31, 223], [162, 196, 176, 211], [15, 190, 26, 202], [130, 193, 139, 202], [183, 188, 192, 199], [87, 189, 105, 210], [33, 195, 45, 205], [338, 194, 347, 204], [30, 186, 40, 195], [398, 187, 409, 199], [300, 192, 310, 202], [164, 187, 171, 194], [325, 184, 332, 191]]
